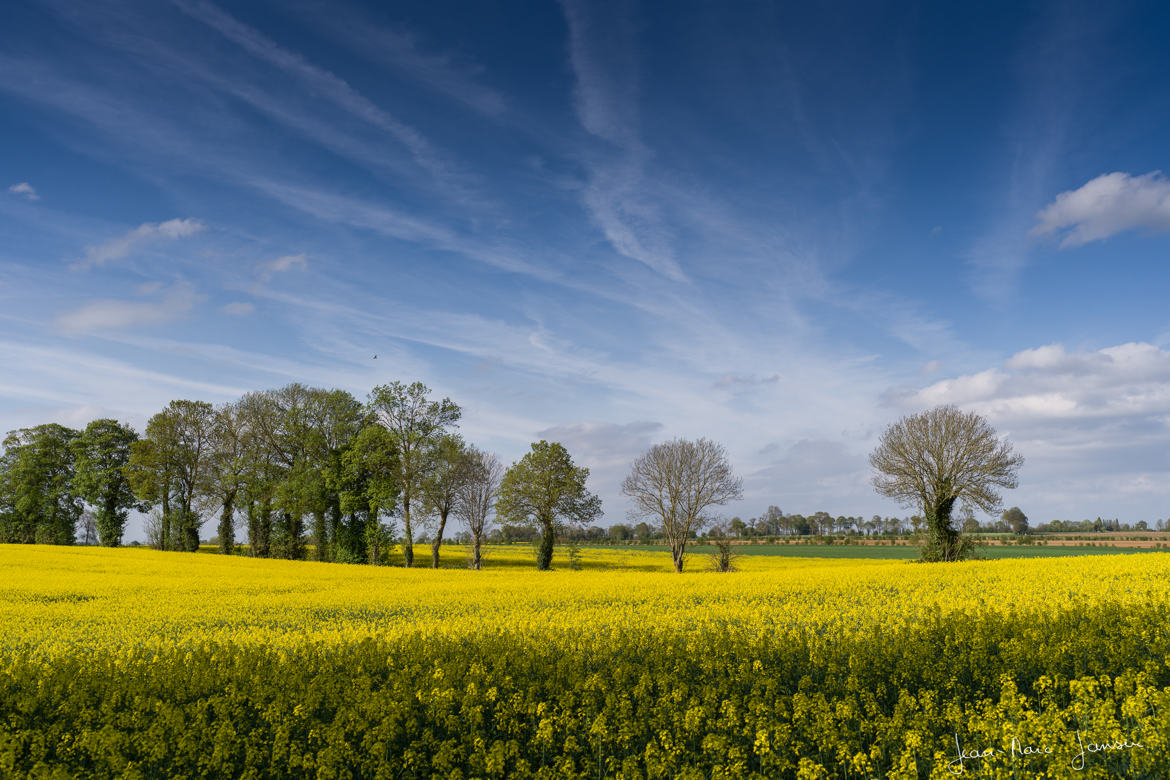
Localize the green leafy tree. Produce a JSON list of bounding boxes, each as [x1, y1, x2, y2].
[[128, 400, 215, 552], [302, 388, 366, 562], [72, 419, 141, 546], [0, 424, 82, 544], [368, 381, 461, 567], [205, 403, 250, 554], [496, 441, 601, 570], [337, 424, 400, 564], [242, 385, 321, 560], [1002, 506, 1029, 535], [870, 405, 1023, 562]]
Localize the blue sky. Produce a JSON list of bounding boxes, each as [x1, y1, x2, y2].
[[4, 0, 1170, 538]]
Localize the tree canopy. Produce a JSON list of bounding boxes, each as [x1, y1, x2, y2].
[[496, 441, 601, 570], [622, 437, 742, 573], [870, 405, 1023, 562]]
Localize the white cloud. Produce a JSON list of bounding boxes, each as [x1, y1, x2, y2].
[[8, 182, 39, 200], [221, 301, 255, 315], [895, 341, 1170, 521], [265, 253, 308, 274], [1032, 171, 1170, 247], [257, 253, 308, 282], [907, 342, 1170, 422], [73, 218, 206, 270], [55, 283, 204, 334]]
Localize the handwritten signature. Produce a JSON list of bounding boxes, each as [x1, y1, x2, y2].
[[946, 731, 1143, 774]]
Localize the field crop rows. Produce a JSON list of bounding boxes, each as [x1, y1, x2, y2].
[[2, 545, 1168, 778]]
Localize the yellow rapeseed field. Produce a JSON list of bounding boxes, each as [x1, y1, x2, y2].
[[2, 544, 1168, 778]]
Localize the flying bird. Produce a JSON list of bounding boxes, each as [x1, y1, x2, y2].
[[372, 354, 377, 359]]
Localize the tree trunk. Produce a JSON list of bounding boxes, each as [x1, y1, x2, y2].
[[537, 520, 554, 570], [313, 508, 327, 562], [219, 496, 235, 554], [402, 497, 414, 567], [472, 532, 482, 570], [672, 543, 685, 573], [927, 496, 961, 562], [182, 503, 199, 552], [431, 509, 448, 568], [160, 488, 171, 551]]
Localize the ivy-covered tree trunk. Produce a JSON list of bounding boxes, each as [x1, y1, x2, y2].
[[537, 517, 555, 571], [312, 508, 327, 562], [180, 505, 200, 552], [218, 496, 235, 554], [924, 495, 965, 562], [98, 492, 122, 547]]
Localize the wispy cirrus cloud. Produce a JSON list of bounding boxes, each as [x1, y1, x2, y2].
[[55, 282, 204, 334], [221, 301, 255, 315], [560, 0, 685, 282], [7, 182, 39, 200], [170, 0, 465, 194], [1031, 171, 1170, 247], [72, 218, 205, 271], [308, 4, 506, 117]]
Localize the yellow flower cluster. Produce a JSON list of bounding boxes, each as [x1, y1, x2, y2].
[[1, 544, 1168, 778]]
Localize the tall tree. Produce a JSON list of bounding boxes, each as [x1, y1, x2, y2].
[[243, 385, 317, 560], [621, 438, 743, 573], [128, 400, 215, 552], [302, 388, 366, 562], [454, 448, 502, 570], [367, 381, 460, 567], [420, 434, 469, 568], [236, 391, 281, 557], [0, 424, 82, 544], [870, 405, 1023, 562], [337, 424, 400, 564], [72, 419, 140, 547], [204, 403, 250, 555], [496, 441, 601, 570]]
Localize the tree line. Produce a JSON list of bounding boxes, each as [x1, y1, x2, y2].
[[0, 381, 757, 572], [0, 382, 608, 570], [7, 395, 1062, 568]]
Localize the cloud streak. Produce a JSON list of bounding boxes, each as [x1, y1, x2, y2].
[[561, 0, 685, 282], [73, 218, 205, 271], [55, 283, 204, 334], [170, 0, 463, 193], [7, 182, 39, 200]]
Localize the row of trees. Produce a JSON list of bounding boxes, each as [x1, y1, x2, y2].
[[0, 383, 525, 569], [0, 382, 754, 572], [4, 397, 1037, 568]]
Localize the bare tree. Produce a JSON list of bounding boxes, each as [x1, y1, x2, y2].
[[870, 405, 1023, 562], [622, 438, 743, 573], [454, 448, 502, 569]]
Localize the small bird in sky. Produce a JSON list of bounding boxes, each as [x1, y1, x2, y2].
[[372, 354, 377, 359]]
